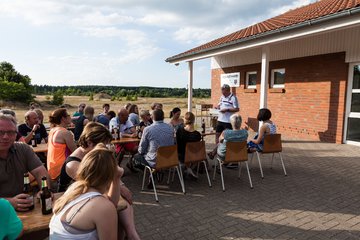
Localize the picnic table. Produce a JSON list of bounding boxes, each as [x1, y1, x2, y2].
[[31, 143, 48, 153], [111, 137, 140, 144]]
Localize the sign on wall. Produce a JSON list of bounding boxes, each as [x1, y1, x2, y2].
[[220, 72, 240, 87]]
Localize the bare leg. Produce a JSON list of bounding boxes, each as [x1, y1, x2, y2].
[[118, 202, 140, 240]]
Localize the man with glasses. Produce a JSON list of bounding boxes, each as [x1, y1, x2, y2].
[[0, 113, 50, 211]]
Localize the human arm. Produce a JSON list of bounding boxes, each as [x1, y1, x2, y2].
[[119, 184, 133, 205], [107, 166, 124, 207], [0, 199, 23, 238], [250, 124, 267, 144], [121, 126, 137, 138], [62, 131, 77, 152], [21, 125, 40, 144], [218, 131, 225, 143], [31, 165, 52, 191], [138, 128, 149, 155], [65, 161, 80, 180], [94, 201, 118, 240]]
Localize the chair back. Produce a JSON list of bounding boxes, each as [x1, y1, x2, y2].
[[184, 141, 206, 164], [224, 141, 248, 163], [155, 145, 179, 170], [262, 134, 282, 153]]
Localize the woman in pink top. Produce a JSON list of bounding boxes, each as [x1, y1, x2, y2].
[[47, 108, 77, 182]]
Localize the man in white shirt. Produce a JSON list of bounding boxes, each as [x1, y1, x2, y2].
[[215, 84, 239, 143]]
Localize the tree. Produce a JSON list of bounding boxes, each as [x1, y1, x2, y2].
[[52, 90, 64, 105], [0, 62, 33, 103]]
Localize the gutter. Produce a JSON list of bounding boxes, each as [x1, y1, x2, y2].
[[166, 6, 360, 63]]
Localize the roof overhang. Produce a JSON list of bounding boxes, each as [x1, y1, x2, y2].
[[166, 7, 360, 64]]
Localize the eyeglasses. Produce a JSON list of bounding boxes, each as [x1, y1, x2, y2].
[[0, 130, 17, 136]]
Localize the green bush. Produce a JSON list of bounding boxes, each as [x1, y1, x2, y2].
[[52, 90, 64, 105]]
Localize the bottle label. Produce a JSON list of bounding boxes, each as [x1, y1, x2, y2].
[[28, 195, 34, 205], [45, 198, 52, 211]]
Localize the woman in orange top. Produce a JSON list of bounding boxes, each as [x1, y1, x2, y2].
[[47, 108, 77, 181]]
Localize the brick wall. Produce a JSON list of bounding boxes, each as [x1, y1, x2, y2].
[[211, 52, 348, 143]]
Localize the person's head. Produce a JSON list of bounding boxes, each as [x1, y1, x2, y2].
[[184, 112, 195, 126], [139, 110, 151, 122], [124, 103, 132, 111], [230, 114, 242, 130], [49, 108, 71, 127], [53, 143, 117, 214], [221, 84, 231, 97], [24, 111, 39, 127], [84, 106, 95, 121], [33, 109, 44, 124], [78, 103, 86, 113], [29, 102, 39, 110], [151, 103, 162, 110], [107, 110, 116, 120], [128, 104, 138, 114], [153, 109, 164, 121], [257, 108, 272, 122], [0, 113, 18, 152], [170, 107, 181, 119], [102, 104, 110, 114], [0, 109, 16, 118], [78, 122, 112, 149], [118, 108, 129, 124]]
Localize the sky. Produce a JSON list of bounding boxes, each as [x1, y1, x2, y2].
[[0, 0, 315, 88]]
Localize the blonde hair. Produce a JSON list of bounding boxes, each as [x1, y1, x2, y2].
[[53, 143, 117, 214], [184, 112, 195, 125], [78, 122, 112, 148]]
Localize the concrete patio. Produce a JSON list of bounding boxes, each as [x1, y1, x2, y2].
[[122, 140, 360, 240]]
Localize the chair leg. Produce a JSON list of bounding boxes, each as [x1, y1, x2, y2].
[[172, 167, 176, 182], [270, 153, 275, 169], [148, 168, 158, 202], [202, 161, 212, 187], [176, 167, 186, 194], [256, 152, 264, 179], [219, 160, 225, 192], [245, 161, 253, 189], [238, 162, 242, 178], [196, 162, 200, 176], [213, 158, 217, 180], [250, 153, 254, 170], [167, 168, 172, 184], [279, 153, 287, 176]]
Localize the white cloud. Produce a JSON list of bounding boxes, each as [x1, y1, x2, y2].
[[269, 0, 315, 17], [71, 11, 134, 28]]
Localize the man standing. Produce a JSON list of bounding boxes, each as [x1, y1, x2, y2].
[[18, 110, 48, 144], [0, 113, 50, 211], [73, 103, 86, 117], [133, 109, 174, 168], [215, 84, 239, 144]]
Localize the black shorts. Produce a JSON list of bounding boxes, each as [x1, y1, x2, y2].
[[216, 121, 232, 133]]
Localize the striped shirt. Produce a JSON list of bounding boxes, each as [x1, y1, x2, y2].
[[217, 93, 239, 123], [138, 121, 174, 167]]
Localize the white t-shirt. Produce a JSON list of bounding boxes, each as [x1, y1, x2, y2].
[[217, 93, 239, 123], [109, 117, 134, 133]]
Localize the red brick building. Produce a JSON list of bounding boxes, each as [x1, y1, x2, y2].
[[166, 0, 360, 145]]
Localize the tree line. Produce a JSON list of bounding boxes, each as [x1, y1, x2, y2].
[[0, 61, 210, 104]]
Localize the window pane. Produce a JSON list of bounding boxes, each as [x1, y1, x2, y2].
[[353, 65, 360, 89], [351, 93, 360, 113], [347, 118, 360, 142], [248, 73, 257, 86], [274, 71, 285, 85]]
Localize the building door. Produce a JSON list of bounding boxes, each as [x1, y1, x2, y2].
[[344, 63, 360, 145]]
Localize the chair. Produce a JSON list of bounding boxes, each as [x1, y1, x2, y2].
[[182, 141, 212, 188], [141, 145, 185, 202], [213, 141, 253, 191], [250, 134, 287, 179]]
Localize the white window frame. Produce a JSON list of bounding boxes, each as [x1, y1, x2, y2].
[[271, 68, 285, 88], [246, 71, 257, 89]]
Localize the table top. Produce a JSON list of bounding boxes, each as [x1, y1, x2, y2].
[[32, 143, 48, 153], [111, 137, 140, 144], [18, 193, 127, 234]]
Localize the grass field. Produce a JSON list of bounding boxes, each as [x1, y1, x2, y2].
[[2, 95, 213, 127]]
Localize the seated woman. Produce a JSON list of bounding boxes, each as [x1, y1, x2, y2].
[[139, 109, 153, 131], [176, 112, 201, 178], [216, 114, 248, 160], [74, 106, 94, 141], [47, 108, 77, 183], [248, 108, 276, 152], [128, 104, 140, 127], [169, 107, 184, 133], [58, 122, 140, 240], [50, 144, 120, 240]]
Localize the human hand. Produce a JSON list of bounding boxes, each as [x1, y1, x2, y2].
[[32, 124, 39, 132], [10, 193, 34, 211], [120, 184, 133, 205], [220, 108, 228, 113], [115, 166, 124, 180]]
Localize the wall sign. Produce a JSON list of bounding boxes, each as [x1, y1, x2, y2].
[[221, 72, 240, 87]]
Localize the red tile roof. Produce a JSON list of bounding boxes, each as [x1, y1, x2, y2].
[[166, 0, 360, 62]]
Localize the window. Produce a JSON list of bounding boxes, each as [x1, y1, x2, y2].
[[271, 68, 285, 88], [246, 71, 257, 89]]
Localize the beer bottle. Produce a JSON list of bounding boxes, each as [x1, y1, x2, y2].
[[136, 126, 142, 139], [31, 131, 37, 147], [201, 119, 206, 134], [40, 176, 52, 215], [23, 173, 34, 210]]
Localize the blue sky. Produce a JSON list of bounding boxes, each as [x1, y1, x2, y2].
[[0, 0, 314, 88]]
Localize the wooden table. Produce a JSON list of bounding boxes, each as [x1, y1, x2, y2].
[[111, 137, 140, 144], [32, 143, 48, 153]]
